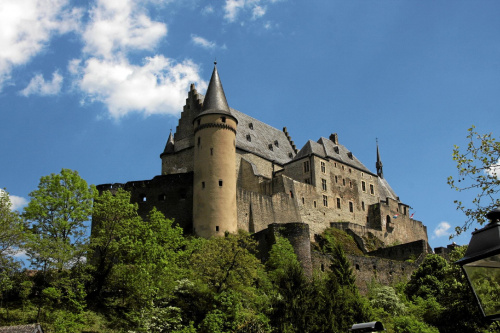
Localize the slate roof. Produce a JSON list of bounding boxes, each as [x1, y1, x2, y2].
[[378, 177, 398, 201], [195, 94, 297, 165], [293, 137, 373, 175], [0, 324, 43, 333], [195, 64, 234, 121]]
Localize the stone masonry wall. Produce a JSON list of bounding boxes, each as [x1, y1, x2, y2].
[[312, 251, 420, 295]]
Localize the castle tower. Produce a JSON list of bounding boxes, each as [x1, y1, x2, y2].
[[192, 63, 238, 238]]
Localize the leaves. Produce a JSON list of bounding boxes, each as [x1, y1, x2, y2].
[[448, 126, 500, 235]]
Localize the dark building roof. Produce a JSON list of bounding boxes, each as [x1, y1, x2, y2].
[[162, 131, 175, 154], [0, 324, 43, 333], [293, 137, 373, 175], [195, 63, 235, 121]]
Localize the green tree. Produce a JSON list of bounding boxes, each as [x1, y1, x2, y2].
[[447, 126, 500, 235], [23, 169, 96, 271]]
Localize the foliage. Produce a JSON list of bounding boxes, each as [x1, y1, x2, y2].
[[23, 169, 96, 271], [0, 189, 24, 258], [448, 126, 500, 235]]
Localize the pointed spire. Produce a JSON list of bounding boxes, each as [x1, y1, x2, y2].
[[376, 138, 383, 178], [163, 130, 175, 154], [195, 62, 234, 121]]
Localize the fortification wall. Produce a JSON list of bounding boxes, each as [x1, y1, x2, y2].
[[312, 251, 419, 295], [368, 240, 428, 261], [162, 147, 193, 175], [97, 173, 194, 233], [254, 222, 312, 277], [236, 188, 301, 233]]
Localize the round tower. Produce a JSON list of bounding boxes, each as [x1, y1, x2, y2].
[[193, 63, 238, 238]]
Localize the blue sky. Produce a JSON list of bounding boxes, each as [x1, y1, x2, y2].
[[1, 0, 499, 250]]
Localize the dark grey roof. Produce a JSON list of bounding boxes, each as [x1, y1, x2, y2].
[[232, 108, 296, 164], [0, 324, 43, 333], [378, 177, 398, 201], [162, 131, 174, 154], [195, 64, 234, 121], [294, 137, 373, 175], [196, 94, 297, 165]]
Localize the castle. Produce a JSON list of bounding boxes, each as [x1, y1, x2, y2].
[[96, 63, 429, 281]]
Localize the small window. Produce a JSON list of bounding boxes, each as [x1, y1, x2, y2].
[[290, 191, 294, 198], [342, 165, 345, 170], [349, 201, 353, 212], [322, 179, 327, 191], [335, 175, 338, 183], [321, 161, 326, 173], [336, 198, 341, 209], [304, 161, 310, 173], [334, 162, 337, 167], [268, 144, 273, 151], [197, 137, 201, 147], [248, 122, 253, 130], [302, 197, 305, 204], [219, 180, 223, 187], [356, 264, 360, 271], [210, 148, 213, 155], [246, 134, 251, 142], [221, 116, 226, 123], [216, 226, 219, 232], [288, 153, 293, 158], [370, 184, 374, 195], [274, 140, 279, 147], [323, 195, 328, 207], [334, 146, 339, 154], [349, 168, 352, 173], [314, 201, 317, 208], [349, 181, 352, 188], [202, 182, 205, 189], [343, 179, 346, 186], [347, 152, 353, 159], [141, 195, 147, 202], [362, 201, 365, 211], [197, 119, 201, 126], [362, 181, 366, 192], [361, 172, 364, 178]]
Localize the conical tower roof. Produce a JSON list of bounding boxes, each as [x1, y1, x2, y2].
[[194, 62, 236, 122], [376, 140, 384, 178], [163, 130, 175, 154]]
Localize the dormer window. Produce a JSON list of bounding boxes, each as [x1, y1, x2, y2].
[[246, 134, 251, 142], [334, 146, 339, 154], [268, 144, 273, 151], [248, 123, 253, 130], [274, 140, 279, 147], [347, 152, 353, 159], [288, 153, 293, 158]]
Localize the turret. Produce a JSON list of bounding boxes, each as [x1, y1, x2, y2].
[[376, 140, 384, 178], [192, 63, 238, 238]]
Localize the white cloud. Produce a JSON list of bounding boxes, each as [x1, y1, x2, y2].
[[433, 221, 451, 238], [191, 35, 216, 49], [252, 5, 266, 20], [82, 0, 167, 59], [486, 159, 500, 178], [20, 71, 63, 96], [224, 0, 246, 22], [74, 56, 207, 118], [0, 189, 28, 211], [224, 0, 283, 22], [0, 0, 81, 90], [202, 5, 214, 15]]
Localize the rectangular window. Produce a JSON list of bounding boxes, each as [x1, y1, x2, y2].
[[314, 201, 317, 208], [335, 175, 338, 183], [322, 178, 327, 191], [202, 181, 205, 189], [370, 184, 374, 195], [349, 201, 353, 212], [337, 198, 341, 209], [304, 160, 310, 173], [216, 226, 219, 232], [219, 180, 223, 187], [362, 201, 365, 211], [362, 181, 366, 192], [321, 161, 326, 173], [323, 195, 328, 207]]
